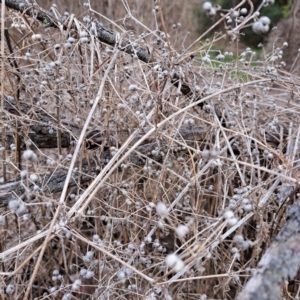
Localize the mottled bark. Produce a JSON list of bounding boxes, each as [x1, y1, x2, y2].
[[238, 187, 300, 300]]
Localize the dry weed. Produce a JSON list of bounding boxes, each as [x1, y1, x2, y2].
[[0, 1, 300, 299]]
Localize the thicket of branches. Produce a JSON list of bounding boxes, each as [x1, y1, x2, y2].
[[1, 0, 300, 299]]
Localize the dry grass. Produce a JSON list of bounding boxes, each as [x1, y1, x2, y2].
[[1, 0, 300, 299]]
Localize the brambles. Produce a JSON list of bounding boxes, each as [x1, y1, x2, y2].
[[0, 0, 300, 299]]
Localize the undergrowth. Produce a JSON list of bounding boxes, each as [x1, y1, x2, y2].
[[0, 0, 300, 299]]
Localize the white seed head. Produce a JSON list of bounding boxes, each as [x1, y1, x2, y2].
[[240, 8, 247, 15], [165, 253, 177, 267], [80, 268, 87, 276], [80, 31, 88, 38], [8, 199, 20, 211], [20, 170, 27, 178], [72, 279, 81, 291], [6, 284, 15, 295], [216, 54, 225, 60], [202, 2, 212, 11], [166, 253, 185, 272], [30, 173, 38, 182], [83, 251, 94, 262], [223, 210, 234, 220], [53, 270, 59, 275], [65, 42, 72, 49], [234, 235, 244, 244], [117, 270, 126, 280], [231, 10, 239, 18], [244, 204, 253, 212], [67, 37, 76, 43], [173, 259, 185, 272], [259, 16, 271, 26], [202, 55, 211, 63], [62, 293, 72, 300], [80, 37, 89, 43], [128, 84, 138, 91], [16, 203, 27, 215], [23, 149, 37, 162], [156, 202, 168, 216], [252, 21, 265, 34], [207, 7, 216, 17], [175, 225, 189, 238], [227, 217, 238, 226]]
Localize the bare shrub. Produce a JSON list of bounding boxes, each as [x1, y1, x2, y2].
[[1, 1, 300, 299]]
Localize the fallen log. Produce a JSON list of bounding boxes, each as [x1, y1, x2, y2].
[[238, 188, 300, 300], [3, 96, 207, 149], [0, 125, 208, 207], [0, 157, 97, 208]]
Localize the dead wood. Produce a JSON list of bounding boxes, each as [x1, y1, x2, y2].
[[238, 196, 300, 300]]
